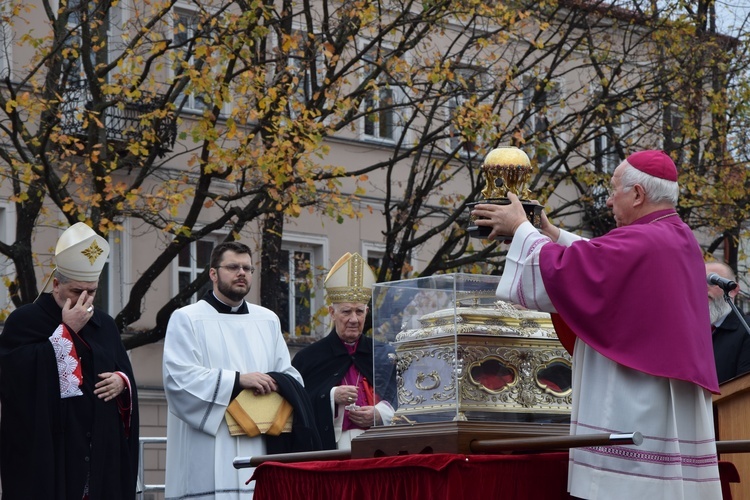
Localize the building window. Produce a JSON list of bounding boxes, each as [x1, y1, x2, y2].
[[366, 254, 382, 275], [87, 228, 122, 316], [521, 77, 562, 163], [361, 46, 405, 142], [0, 0, 12, 79], [590, 85, 638, 175], [362, 242, 385, 277], [61, 0, 111, 83], [364, 86, 395, 139], [62, 0, 83, 81], [177, 239, 215, 303], [593, 114, 622, 174], [283, 28, 325, 119], [92, 261, 111, 313], [663, 104, 685, 153], [173, 7, 208, 112], [279, 248, 313, 336], [361, 241, 418, 281], [59, 0, 111, 136], [0, 203, 13, 316], [447, 66, 488, 157], [279, 235, 327, 337], [58, 0, 86, 133]]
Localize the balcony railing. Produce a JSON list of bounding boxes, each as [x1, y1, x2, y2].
[[59, 80, 177, 156]]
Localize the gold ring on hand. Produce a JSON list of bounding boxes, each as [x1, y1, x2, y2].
[[86, 306, 93, 313]]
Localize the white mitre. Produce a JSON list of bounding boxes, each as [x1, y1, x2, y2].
[[41, 222, 110, 293]]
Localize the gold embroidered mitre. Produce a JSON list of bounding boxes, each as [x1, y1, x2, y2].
[[324, 252, 376, 304], [41, 222, 110, 293]]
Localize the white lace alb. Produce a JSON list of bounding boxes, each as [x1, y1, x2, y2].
[[49, 324, 83, 399]]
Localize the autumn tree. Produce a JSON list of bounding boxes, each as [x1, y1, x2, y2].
[[1, 0, 749, 348], [0, 0, 365, 346], [364, 0, 750, 281]]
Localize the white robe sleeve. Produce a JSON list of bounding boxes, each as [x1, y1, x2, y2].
[[330, 386, 345, 444], [496, 222, 584, 313], [375, 400, 394, 425], [330, 390, 395, 444], [556, 227, 587, 246], [162, 308, 236, 437]]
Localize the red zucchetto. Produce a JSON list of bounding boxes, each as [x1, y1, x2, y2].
[[625, 150, 678, 181]]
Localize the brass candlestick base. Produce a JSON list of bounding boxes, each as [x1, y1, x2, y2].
[[466, 146, 544, 239], [467, 199, 543, 239]]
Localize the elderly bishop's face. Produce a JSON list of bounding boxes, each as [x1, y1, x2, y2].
[[330, 302, 368, 343], [606, 162, 637, 227]]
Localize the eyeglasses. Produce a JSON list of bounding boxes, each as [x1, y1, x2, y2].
[[216, 264, 255, 274]]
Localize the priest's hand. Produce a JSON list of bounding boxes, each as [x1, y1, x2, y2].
[[240, 372, 278, 395], [471, 192, 528, 241], [348, 405, 377, 428], [95, 372, 125, 402], [62, 291, 95, 333], [334, 385, 358, 405]]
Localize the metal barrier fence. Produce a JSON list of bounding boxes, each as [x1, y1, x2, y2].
[[137, 437, 167, 500]]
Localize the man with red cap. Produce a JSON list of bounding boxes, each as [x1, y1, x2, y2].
[[472, 150, 721, 499]]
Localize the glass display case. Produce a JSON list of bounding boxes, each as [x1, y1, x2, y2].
[[371, 273, 571, 428]]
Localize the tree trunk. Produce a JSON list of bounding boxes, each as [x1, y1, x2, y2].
[[260, 211, 284, 313]]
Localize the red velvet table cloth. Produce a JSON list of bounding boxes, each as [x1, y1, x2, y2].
[[250, 453, 570, 500], [249, 453, 740, 500]]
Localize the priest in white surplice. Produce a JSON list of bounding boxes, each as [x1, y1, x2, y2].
[[471, 150, 721, 499], [163, 241, 304, 500]]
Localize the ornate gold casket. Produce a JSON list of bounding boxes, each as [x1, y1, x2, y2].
[[372, 273, 571, 425]]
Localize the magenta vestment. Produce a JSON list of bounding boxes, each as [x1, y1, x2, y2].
[[539, 209, 719, 393]]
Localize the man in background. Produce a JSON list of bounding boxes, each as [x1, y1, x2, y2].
[[706, 261, 750, 383], [0, 222, 139, 500], [293, 252, 397, 450]]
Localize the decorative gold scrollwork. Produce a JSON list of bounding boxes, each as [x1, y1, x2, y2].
[[415, 371, 441, 391]]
